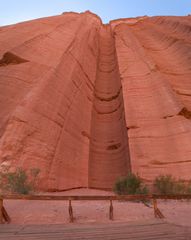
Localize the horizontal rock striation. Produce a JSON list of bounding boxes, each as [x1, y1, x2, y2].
[[0, 12, 190, 190]]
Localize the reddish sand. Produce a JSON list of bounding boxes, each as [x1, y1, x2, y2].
[[3, 189, 191, 227]]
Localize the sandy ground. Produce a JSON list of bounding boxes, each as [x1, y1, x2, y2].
[[3, 189, 191, 227]]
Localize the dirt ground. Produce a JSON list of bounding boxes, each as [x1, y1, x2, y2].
[[3, 188, 191, 226]]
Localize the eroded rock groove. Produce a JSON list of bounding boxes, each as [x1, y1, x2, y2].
[[0, 13, 191, 190], [88, 25, 131, 189]]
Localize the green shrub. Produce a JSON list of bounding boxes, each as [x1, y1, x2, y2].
[[173, 180, 186, 194], [187, 183, 191, 194], [30, 168, 40, 189], [113, 173, 148, 195], [154, 175, 187, 194], [0, 167, 40, 195], [154, 175, 175, 194]]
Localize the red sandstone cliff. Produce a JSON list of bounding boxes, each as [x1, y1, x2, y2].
[[0, 12, 190, 190]]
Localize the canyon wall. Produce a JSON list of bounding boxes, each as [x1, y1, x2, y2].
[[0, 12, 190, 190], [112, 16, 191, 183], [88, 25, 130, 189]]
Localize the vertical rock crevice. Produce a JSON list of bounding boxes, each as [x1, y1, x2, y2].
[[1, 13, 190, 190], [88, 25, 131, 189]]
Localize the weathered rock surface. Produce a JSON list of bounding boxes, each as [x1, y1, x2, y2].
[[0, 12, 190, 190]]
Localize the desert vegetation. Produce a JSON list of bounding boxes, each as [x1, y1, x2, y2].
[[114, 173, 191, 195], [154, 175, 191, 195], [113, 173, 148, 195], [0, 167, 40, 195]]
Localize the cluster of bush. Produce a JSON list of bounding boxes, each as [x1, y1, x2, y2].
[[0, 167, 40, 195], [114, 173, 191, 195], [1, 167, 191, 196]]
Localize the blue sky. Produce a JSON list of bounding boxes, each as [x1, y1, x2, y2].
[[0, 0, 191, 26]]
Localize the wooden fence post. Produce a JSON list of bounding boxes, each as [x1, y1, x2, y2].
[[109, 200, 113, 220], [0, 199, 3, 224], [68, 199, 74, 223], [153, 198, 158, 218], [2, 206, 11, 223], [152, 198, 164, 219]]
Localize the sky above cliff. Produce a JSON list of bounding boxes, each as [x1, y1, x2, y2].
[[0, 0, 190, 26]]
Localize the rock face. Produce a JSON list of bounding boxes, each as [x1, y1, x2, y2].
[[88, 25, 130, 189], [0, 12, 191, 190]]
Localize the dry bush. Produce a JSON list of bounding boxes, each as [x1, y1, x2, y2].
[[0, 167, 40, 195]]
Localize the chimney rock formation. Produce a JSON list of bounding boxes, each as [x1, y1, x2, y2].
[[0, 12, 191, 190]]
